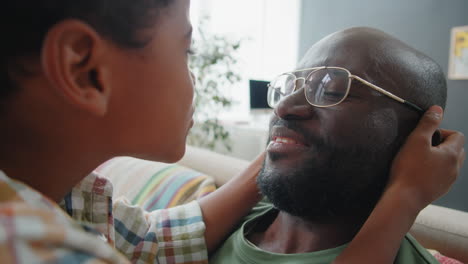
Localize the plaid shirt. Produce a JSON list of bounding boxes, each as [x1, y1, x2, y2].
[[0, 170, 208, 264]]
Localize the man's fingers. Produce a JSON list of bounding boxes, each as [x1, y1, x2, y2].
[[411, 106, 444, 139], [250, 151, 266, 170]]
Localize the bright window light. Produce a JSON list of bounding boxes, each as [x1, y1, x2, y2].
[[190, 0, 300, 120]]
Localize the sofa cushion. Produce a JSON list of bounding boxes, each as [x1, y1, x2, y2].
[[95, 157, 217, 210], [178, 146, 250, 186]]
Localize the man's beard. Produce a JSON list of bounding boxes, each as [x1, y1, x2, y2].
[[257, 135, 400, 223]]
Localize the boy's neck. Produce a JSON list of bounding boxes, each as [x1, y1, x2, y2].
[[0, 115, 111, 202], [1, 155, 106, 203]]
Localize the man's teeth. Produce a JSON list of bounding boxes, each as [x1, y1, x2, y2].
[[274, 137, 298, 144]]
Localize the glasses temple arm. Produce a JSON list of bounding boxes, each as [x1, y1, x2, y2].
[[352, 75, 425, 114], [402, 101, 425, 114]]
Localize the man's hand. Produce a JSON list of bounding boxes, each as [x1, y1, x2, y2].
[[388, 105, 465, 211]]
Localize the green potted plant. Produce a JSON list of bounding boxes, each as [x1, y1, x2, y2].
[[187, 18, 242, 152]]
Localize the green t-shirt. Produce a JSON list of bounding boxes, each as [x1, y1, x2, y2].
[[210, 202, 439, 264]]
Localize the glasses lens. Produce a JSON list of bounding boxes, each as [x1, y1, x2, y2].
[[267, 73, 295, 107], [304, 68, 349, 106]]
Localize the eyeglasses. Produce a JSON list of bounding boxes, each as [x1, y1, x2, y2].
[[267, 66, 424, 114]]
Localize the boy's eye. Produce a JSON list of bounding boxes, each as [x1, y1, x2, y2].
[[187, 48, 196, 55]]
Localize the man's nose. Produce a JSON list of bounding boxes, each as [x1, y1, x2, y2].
[[274, 88, 315, 120]]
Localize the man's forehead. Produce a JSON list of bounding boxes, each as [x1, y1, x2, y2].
[[296, 49, 372, 78], [297, 29, 391, 70], [308, 44, 407, 84]]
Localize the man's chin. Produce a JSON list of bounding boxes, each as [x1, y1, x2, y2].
[[265, 150, 318, 173], [257, 167, 384, 223]]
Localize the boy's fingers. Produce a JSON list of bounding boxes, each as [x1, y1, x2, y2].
[[459, 148, 466, 169], [440, 131, 465, 153], [439, 129, 458, 138], [250, 151, 266, 169]]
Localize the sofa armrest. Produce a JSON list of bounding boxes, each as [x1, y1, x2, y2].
[[410, 204, 468, 263]]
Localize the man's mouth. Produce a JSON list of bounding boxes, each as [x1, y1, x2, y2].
[[267, 136, 309, 155], [266, 125, 312, 155], [272, 136, 302, 145]]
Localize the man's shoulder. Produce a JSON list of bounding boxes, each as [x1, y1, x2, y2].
[[396, 234, 440, 264]]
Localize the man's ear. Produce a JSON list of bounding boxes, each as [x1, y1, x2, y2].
[[41, 19, 111, 116]]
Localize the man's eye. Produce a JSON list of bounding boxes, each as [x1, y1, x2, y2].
[[323, 91, 344, 98]]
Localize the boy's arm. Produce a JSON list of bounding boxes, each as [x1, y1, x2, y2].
[[332, 106, 465, 264], [198, 151, 265, 253]]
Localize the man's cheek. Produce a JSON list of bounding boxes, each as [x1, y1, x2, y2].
[[327, 116, 370, 147], [326, 109, 398, 150], [364, 108, 399, 147]]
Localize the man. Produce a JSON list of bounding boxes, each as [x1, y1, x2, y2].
[[210, 27, 452, 263]]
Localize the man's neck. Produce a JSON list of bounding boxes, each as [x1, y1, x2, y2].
[[248, 210, 364, 254]]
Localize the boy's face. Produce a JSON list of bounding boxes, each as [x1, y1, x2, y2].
[[106, 0, 195, 162]]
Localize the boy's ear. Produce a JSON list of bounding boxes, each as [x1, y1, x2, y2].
[[41, 19, 111, 116]]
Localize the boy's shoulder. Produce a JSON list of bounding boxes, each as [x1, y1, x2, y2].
[[0, 170, 129, 263]]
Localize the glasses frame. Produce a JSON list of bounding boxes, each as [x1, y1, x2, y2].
[[267, 66, 424, 114]]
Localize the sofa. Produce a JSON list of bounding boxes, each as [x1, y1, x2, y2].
[[96, 145, 468, 263]]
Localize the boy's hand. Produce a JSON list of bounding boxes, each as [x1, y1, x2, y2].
[[388, 105, 465, 211], [333, 106, 465, 264]]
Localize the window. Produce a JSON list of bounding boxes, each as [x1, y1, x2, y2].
[[190, 0, 301, 120]]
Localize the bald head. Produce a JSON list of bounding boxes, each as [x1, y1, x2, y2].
[[257, 28, 447, 221], [299, 27, 446, 110]]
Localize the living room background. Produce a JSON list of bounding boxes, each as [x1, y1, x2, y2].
[[191, 0, 468, 212], [298, 0, 468, 213]]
